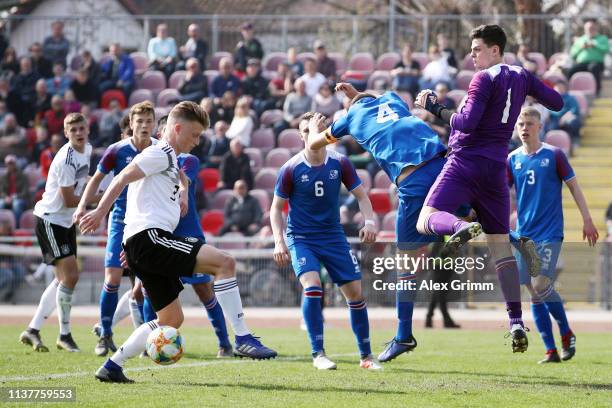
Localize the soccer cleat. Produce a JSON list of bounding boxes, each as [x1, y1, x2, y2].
[[561, 331, 576, 361], [95, 366, 134, 383], [92, 323, 102, 338], [19, 328, 49, 352], [517, 237, 541, 277], [217, 346, 234, 358], [538, 349, 561, 364], [56, 333, 80, 352], [312, 351, 337, 370], [507, 324, 529, 353], [234, 335, 277, 360], [139, 350, 148, 359], [95, 335, 117, 357], [359, 355, 383, 370], [444, 222, 482, 255], [377, 335, 418, 363]]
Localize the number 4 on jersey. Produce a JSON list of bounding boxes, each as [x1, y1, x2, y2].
[[376, 103, 399, 123]]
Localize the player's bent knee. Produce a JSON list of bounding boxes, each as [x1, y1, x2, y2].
[[533, 276, 553, 298], [104, 267, 123, 285]]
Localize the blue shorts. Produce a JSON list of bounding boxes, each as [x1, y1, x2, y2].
[[517, 241, 563, 285], [288, 235, 360, 286], [105, 219, 125, 268]]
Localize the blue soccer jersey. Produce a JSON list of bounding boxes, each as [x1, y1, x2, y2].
[[275, 150, 361, 238], [328, 91, 446, 184], [174, 153, 205, 242], [507, 143, 575, 241]]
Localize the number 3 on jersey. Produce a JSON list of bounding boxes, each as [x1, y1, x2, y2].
[[527, 169, 535, 185], [314, 181, 324, 197]]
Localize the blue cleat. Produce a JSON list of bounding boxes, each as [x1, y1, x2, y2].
[[377, 335, 417, 363], [95, 363, 134, 383], [234, 335, 277, 360]]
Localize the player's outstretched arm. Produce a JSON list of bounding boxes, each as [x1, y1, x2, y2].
[[306, 112, 336, 150], [270, 195, 290, 266], [335, 82, 359, 100], [528, 73, 564, 112], [73, 170, 106, 225], [566, 177, 599, 246], [79, 163, 146, 234], [350, 185, 377, 243]]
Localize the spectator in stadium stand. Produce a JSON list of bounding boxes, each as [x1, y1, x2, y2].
[[29, 42, 52, 79], [269, 62, 293, 108], [549, 79, 582, 146], [0, 46, 19, 78], [0, 154, 29, 227], [286, 47, 304, 78], [11, 57, 40, 126], [419, 45, 455, 91], [33, 79, 51, 126], [39, 133, 63, 184], [200, 97, 220, 127], [178, 23, 208, 71], [178, 57, 208, 103], [274, 77, 311, 136], [79, 50, 101, 85], [0, 218, 25, 301], [0, 25, 7, 60], [218, 138, 254, 190], [202, 120, 230, 168], [313, 40, 337, 81], [98, 99, 123, 147], [0, 114, 26, 160], [147, 23, 177, 79], [46, 62, 71, 97], [214, 90, 237, 124], [424, 82, 456, 142], [606, 201, 612, 242], [42, 21, 70, 67], [299, 58, 326, 98], [80, 104, 99, 143], [211, 57, 241, 100], [516, 43, 535, 68], [29, 126, 48, 164], [0, 100, 6, 127], [219, 179, 263, 236], [99, 43, 135, 99], [242, 58, 271, 116], [226, 96, 254, 147], [391, 43, 421, 98], [568, 19, 609, 96], [42, 95, 66, 136], [70, 68, 98, 106], [234, 22, 264, 73], [436, 33, 458, 69], [311, 81, 341, 117]]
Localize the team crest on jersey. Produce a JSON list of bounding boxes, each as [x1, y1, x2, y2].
[[540, 158, 550, 167], [514, 161, 522, 170], [329, 170, 338, 180], [298, 257, 306, 266], [185, 237, 198, 243], [61, 244, 70, 255], [301, 174, 309, 183], [126, 156, 133, 163]]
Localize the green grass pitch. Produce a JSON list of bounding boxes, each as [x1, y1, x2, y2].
[[0, 324, 611, 407]]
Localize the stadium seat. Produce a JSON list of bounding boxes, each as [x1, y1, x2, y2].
[[250, 189, 271, 210], [263, 52, 287, 72], [329, 52, 349, 74], [211, 189, 234, 210], [569, 72, 596, 99], [260, 109, 284, 127], [138, 70, 166, 94], [210, 51, 232, 70], [13, 228, 33, 246], [447, 89, 467, 107], [376, 52, 400, 71], [19, 210, 35, 230], [0, 209, 16, 231], [527, 52, 547, 75], [456, 70, 475, 91], [569, 90, 589, 117], [278, 129, 303, 152], [348, 52, 375, 74], [217, 232, 247, 250], [412, 52, 430, 69], [265, 148, 291, 168], [200, 210, 224, 236], [254, 168, 278, 191], [367, 70, 392, 90], [251, 128, 275, 152], [244, 147, 264, 173], [157, 88, 181, 107], [545, 130, 571, 156], [461, 53, 475, 70], [128, 89, 154, 106], [100, 89, 127, 109], [374, 170, 392, 189], [548, 52, 568, 68], [355, 169, 371, 192], [204, 70, 219, 89], [130, 52, 149, 76], [368, 188, 392, 215], [543, 71, 567, 85], [168, 70, 187, 89], [503, 52, 517, 65], [154, 106, 171, 119], [23, 164, 42, 189], [198, 168, 220, 193], [297, 52, 316, 63], [381, 210, 397, 231], [397, 92, 413, 109]]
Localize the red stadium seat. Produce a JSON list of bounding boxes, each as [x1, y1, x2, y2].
[[0, 209, 16, 230], [251, 128, 275, 152], [412, 52, 430, 70], [265, 148, 291, 168], [569, 90, 588, 117], [548, 52, 568, 68], [100, 89, 127, 109], [249, 189, 271, 211], [447, 89, 467, 107], [456, 70, 475, 91], [355, 169, 371, 192], [19, 210, 36, 230], [543, 71, 567, 85], [198, 168, 220, 193], [329, 52, 348, 75], [527, 52, 547, 75], [503, 52, 517, 65], [381, 210, 397, 231], [168, 70, 187, 89], [367, 70, 392, 90], [254, 168, 278, 191], [244, 147, 264, 173], [569, 72, 596, 98], [461, 53, 475, 70], [201, 210, 224, 236], [210, 52, 233, 70], [374, 170, 392, 189], [138, 70, 166, 93], [263, 52, 287, 72], [348, 52, 375, 74], [130, 52, 149, 76], [297, 52, 316, 64], [278, 129, 303, 152], [368, 189, 392, 215], [157, 88, 181, 107], [13, 229, 33, 246], [128, 89, 154, 107], [545, 130, 571, 156], [211, 189, 234, 210], [260, 109, 284, 127], [376, 52, 400, 71]]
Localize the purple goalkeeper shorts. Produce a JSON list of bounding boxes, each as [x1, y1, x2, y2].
[[424, 153, 510, 234]]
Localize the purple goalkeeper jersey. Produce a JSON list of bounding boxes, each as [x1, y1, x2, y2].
[[449, 64, 563, 162]]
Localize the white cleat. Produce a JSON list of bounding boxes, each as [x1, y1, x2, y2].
[[359, 355, 383, 370], [313, 351, 337, 370]]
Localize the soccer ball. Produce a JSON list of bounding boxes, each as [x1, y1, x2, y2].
[[145, 326, 184, 365]]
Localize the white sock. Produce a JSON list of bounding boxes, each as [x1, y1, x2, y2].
[[129, 297, 144, 328], [57, 283, 74, 335], [112, 291, 131, 327], [213, 277, 249, 336], [44, 266, 55, 284], [32, 263, 47, 280], [110, 320, 158, 367], [29, 279, 59, 330]]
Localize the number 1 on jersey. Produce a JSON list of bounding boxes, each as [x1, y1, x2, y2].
[[501, 88, 512, 123]]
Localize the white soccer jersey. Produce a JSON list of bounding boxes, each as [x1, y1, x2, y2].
[[34, 143, 92, 228], [123, 140, 181, 241]]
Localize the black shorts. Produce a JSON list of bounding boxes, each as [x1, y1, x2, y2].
[[35, 216, 77, 265], [123, 228, 203, 311]]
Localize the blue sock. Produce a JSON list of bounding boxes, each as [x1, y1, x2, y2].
[[302, 286, 324, 354], [103, 358, 123, 372], [203, 296, 231, 349], [143, 296, 157, 323], [137, 301, 144, 322], [347, 299, 371, 358], [396, 273, 415, 341], [100, 283, 119, 336], [531, 302, 556, 352], [541, 287, 571, 336]]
